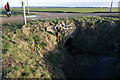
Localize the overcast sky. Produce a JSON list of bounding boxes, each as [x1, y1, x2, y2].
[[1, 0, 120, 7]]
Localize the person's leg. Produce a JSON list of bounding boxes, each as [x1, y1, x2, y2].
[[7, 11, 9, 17], [9, 13, 11, 17], [9, 12, 11, 17], [7, 11, 11, 17]]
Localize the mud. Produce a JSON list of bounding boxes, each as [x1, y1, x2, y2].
[[1, 12, 119, 24]]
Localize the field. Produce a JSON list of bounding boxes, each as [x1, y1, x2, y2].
[[0, 10, 35, 17], [1, 8, 118, 17], [1, 7, 119, 18], [10, 8, 118, 13]]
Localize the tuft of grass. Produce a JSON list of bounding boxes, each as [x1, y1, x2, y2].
[[2, 41, 11, 54], [33, 35, 42, 44], [41, 42, 48, 47]]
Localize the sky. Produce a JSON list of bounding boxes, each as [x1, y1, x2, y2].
[[0, 0, 120, 7]]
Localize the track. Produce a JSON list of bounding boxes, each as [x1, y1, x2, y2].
[[1, 12, 119, 24]]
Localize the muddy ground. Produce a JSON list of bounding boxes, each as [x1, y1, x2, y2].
[[1, 12, 119, 24]]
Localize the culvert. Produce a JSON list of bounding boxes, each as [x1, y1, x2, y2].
[[64, 37, 80, 57], [64, 37, 74, 48], [60, 18, 120, 79]]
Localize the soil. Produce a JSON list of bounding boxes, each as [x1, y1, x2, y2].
[[1, 12, 119, 24]]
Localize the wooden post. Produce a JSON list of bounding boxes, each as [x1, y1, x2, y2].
[[118, 1, 120, 18], [27, 0, 29, 14], [22, 1, 27, 25], [1, 0, 3, 9], [110, 0, 113, 12]]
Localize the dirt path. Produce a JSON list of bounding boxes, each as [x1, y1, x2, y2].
[[1, 12, 119, 24]]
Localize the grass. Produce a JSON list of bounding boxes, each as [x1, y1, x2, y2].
[[33, 35, 42, 44], [2, 22, 52, 78], [31, 8, 118, 13], [10, 8, 119, 13], [40, 42, 48, 47], [1, 8, 119, 14], [0, 9, 36, 17]]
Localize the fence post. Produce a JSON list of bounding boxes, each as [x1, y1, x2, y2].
[[110, 0, 113, 12], [22, 1, 27, 25], [27, 0, 29, 14]]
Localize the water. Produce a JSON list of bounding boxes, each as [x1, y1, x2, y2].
[[48, 15, 52, 16], [56, 17, 60, 18], [26, 15, 37, 18], [32, 18, 37, 20], [32, 17, 64, 20], [44, 18, 52, 19], [44, 17, 60, 19]]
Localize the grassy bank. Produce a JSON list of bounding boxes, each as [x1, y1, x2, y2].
[[2, 16, 120, 78]]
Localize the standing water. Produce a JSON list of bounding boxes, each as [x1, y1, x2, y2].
[[26, 15, 37, 18]]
